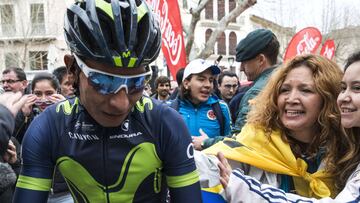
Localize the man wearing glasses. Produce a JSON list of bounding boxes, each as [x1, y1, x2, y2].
[[13, 0, 201, 203], [1, 68, 37, 144], [1, 68, 28, 94]]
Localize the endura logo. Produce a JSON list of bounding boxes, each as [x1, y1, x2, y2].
[[121, 119, 129, 131], [109, 132, 143, 139]]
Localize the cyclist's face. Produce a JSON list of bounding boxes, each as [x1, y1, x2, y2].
[[65, 55, 145, 127]]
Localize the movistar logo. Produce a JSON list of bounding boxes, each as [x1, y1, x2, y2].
[[122, 51, 131, 58], [57, 143, 162, 202]]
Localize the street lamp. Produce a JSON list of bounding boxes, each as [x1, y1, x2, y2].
[[228, 57, 235, 73], [228, 57, 234, 68]]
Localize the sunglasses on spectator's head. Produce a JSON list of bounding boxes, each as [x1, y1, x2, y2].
[[74, 55, 151, 95]]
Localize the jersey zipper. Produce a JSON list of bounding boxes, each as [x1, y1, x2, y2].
[[102, 129, 110, 203]]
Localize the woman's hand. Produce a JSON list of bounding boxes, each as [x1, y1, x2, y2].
[[21, 94, 37, 117], [48, 94, 66, 103], [3, 140, 17, 164], [217, 152, 232, 188]]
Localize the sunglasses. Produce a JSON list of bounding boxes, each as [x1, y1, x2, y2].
[[0, 79, 22, 85], [74, 55, 151, 95]]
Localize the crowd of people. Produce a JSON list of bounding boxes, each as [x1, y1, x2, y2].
[[1, 0, 360, 203]]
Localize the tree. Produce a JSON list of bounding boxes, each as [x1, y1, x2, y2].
[[184, 0, 257, 60]]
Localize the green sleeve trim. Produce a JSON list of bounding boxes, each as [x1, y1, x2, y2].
[[16, 175, 52, 191], [166, 170, 199, 188]]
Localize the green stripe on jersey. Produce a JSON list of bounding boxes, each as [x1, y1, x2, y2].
[[16, 175, 52, 191], [167, 170, 199, 188]]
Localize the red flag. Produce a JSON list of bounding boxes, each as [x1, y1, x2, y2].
[[283, 27, 322, 61], [320, 39, 335, 60], [146, 0, 187, 79]]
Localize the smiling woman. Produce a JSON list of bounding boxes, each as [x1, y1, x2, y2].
[[209, 51, 360, 203], [200, 54, 347, 201]]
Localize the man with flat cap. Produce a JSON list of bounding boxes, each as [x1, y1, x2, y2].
[[233, 28, 280, 133]]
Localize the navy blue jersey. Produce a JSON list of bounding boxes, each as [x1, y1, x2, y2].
[[14, 97, 201, 203]]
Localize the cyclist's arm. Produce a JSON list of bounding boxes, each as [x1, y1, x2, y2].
[[225, 168, 360, 203], [161, 107, 202, 203], [13, 114, 55, 203]]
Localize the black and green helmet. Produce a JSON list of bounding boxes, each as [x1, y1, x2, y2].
[[64, 0, 161, 68]]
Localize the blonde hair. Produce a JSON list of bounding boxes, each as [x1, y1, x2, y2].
[[247, 54, 348, 190]]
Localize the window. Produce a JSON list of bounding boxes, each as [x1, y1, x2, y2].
[[229, 0, 236, 23], [5, 52, 19, 68], [205, 0, 213, 20], [229, 32, 237, 55], [205, 29, 214, 54], [217, 0, 225, 20], [182, 0, 188, 9], [0, 4, 15, 36], [30, 4, 45, 35], [217, 32, 226, 55], [29, 51, 48, 70]]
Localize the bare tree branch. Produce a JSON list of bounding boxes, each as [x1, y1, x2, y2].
[[184, 0, 257, 60], [196, 0, 257, 59], [185, 0, 210, 58]]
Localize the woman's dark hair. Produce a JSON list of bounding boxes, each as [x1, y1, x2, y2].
[[344, 50, 360, 70], [52, 66, 67, 84], [31, 72, 60, 92]]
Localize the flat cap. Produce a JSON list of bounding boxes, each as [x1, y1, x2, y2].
[[236, 29, 275, 62]]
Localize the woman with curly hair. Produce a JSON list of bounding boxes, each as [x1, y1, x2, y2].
[[216, 51, 360, 202], [198, 54, 349, 201]]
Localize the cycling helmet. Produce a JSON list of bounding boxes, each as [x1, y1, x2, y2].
[[64, 0, 161, 68]]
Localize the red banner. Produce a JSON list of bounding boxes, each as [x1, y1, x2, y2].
[[283, 27, 322, 61], [320, 39, 335, 60], [146, 0, 187, 79]]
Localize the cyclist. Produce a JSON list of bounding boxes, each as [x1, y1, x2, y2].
[[13, 0, 201, 202]]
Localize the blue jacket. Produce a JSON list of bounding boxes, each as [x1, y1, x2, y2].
[[233, 66, 277, 133], [177, 95, 231, 140]]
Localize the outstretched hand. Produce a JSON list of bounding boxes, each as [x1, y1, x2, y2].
[[217, 152, 232, 189], [0, 92, 29, 117]]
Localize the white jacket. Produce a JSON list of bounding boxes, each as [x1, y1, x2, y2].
[[224, 164, 360, 203], [195, 150, 359, 203]]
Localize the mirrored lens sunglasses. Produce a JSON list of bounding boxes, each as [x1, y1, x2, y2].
[[74, 55, 151, 95]]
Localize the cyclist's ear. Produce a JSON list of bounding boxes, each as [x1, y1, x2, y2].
[[64, 54, 76, 74]]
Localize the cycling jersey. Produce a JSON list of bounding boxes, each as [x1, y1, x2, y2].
[[14, 97, 201, 203]]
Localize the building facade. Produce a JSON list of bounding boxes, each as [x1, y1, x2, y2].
[[0, 0, 68, 79]]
